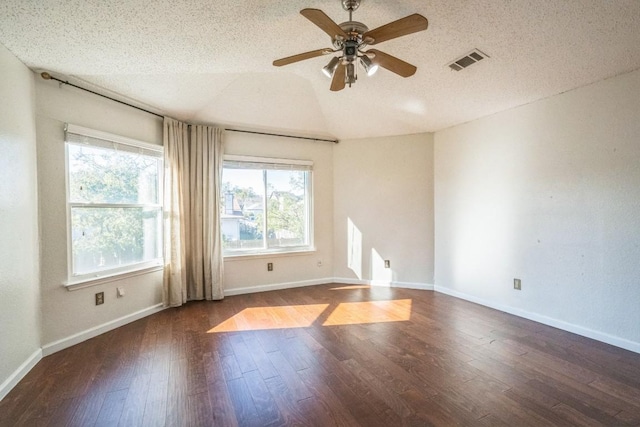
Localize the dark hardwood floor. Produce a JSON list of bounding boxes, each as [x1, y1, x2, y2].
[[2, 284, 640, 426]]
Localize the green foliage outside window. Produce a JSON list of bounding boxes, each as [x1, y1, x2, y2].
[[68, 144, 161, 275]]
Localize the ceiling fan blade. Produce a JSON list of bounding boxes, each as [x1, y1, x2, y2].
[[367, 49, 417, 77], [301, 8, 348, 40], [273, 48, 333, 67], [363, 14, 428, 45], [330, 62, 346, 92]]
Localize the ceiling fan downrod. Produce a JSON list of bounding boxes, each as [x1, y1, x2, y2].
[[342, 0, 360, 22]]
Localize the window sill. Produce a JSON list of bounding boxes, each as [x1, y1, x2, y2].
[[224, 248, 316, 262], [64, 264, 163, 291]]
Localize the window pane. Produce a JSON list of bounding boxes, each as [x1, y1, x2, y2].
[[68, 144, 160, 204], [266, 170, 307, 247], [221, 169, 265, 251], [71, 207, 161, 275]]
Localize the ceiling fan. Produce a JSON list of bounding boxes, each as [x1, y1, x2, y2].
[[273, 0, 428, 91]]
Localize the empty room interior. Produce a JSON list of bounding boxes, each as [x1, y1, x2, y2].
[[1, 0, 640, 425]]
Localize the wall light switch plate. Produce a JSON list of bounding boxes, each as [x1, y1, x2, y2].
[[514, 278, 522, 290], [117, 287, 125, 298], [384, 260, 391, 268]]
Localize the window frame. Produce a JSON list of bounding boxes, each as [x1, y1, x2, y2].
[[64, 124, 164, 287], [222, 154, 314, 257]]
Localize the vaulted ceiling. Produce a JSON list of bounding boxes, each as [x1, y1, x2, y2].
[[1, 0, 640, 140]]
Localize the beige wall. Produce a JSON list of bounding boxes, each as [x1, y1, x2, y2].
[[0, 44, 41, 398], [223, 131, 334, 293], [6, 40, 640, 401], [333, 133, 434, 288], [36, 78, 165, 349], [434, 69, 640, 351], [3, 71, 335, 393], [35, 77, 334, 346]]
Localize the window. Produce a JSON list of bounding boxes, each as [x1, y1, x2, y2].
[[221, 155, 313, 255], [65, 124, 163, 283]]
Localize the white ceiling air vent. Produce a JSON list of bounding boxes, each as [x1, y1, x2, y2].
[[448, 49, 489, 71]]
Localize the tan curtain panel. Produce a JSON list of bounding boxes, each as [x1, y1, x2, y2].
[[163, 117, 224, 307]]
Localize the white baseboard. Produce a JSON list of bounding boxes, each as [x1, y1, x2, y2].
[[42, 303, 166, 356], [333, 277, 434, 291], [0, 348, 42, 402], [224, 278, 334, 296], [434, 286, 640, 354]]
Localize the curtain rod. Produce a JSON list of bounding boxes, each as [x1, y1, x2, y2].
[[225, 128, 338, 144], [40, 72, 164, 119], [40, 71, 339, 144]]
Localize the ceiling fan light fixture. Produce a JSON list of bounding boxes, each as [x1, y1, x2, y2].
[[322, 56, 341, 78], [360, 55, 379, 76]]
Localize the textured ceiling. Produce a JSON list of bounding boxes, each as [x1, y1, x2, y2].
[[1, 0, 640, 140]]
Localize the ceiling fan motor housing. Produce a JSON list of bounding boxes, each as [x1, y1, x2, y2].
[[339, 21, 368, 39]]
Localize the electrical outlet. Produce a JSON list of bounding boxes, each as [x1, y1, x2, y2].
[[384, 260, 391, 268], [95, 292, 104, 305], [514, 278, 522, 290], [267, 262, 273, 271]]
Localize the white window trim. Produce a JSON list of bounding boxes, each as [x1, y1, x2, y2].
[[224, 154, 313, 167], [65, 123, 163, 154], [64, 263, 164, 291], [224, 248, 316, 262], [222, 154, 314, 257], [64, 123, 164, 287]]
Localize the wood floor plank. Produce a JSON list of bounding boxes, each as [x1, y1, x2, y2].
[[401, 390, 479, 426], [165, 358, 189, 427], [39, 396, 80, 427], [220, 352, 244, 382], [263, 375, 312, 425], [228, 333, 259, 374], [321, 372, 391, 427], [140, 348, 170, 426], [550, 402, 605, 427], [527, 378, 623, 424], [296, 368, 363, 426], [242, 369, 285, 425], [3, 283, 640, 426], [186, 391, 213, 427], [241, 332, 279, 380], [206, 377, 238, 427], [266, 350, 313, 401], [341, 358, 414, 418], [95, 388, 128, 427], [588, 376, 640, 409], [118, 373, 151, 427], [226, 377, 260, 426]]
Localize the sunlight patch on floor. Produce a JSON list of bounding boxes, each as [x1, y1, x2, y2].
[[208, 299, 413, 333], [208, 304, 329, 333], [322, 299, 412, 326]]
